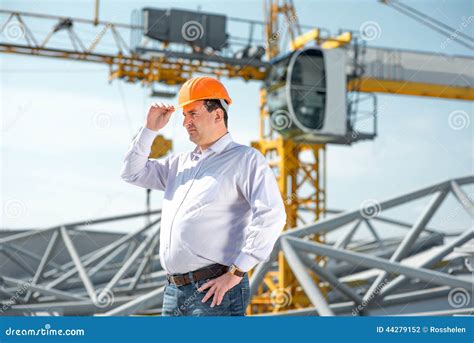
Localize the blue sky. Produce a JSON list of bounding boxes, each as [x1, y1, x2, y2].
[[1, 0, 473, 235]]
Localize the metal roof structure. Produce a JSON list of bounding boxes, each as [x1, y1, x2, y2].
[[1, 176, 472, 316]]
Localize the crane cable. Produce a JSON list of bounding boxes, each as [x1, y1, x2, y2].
[[393, 0, 473, 43], [382, 0, 473, 50]]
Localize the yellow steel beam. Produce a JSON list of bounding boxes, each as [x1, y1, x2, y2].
[[290, 28, 320, 51], [0, 44, 267, 85], [289, 29, 351, 51], [350, 77, 474, 101], [321, 31, 352, 49]]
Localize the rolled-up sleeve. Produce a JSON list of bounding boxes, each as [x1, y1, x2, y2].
[[120, 126, 171, 191], [234, 149, 287, 272]]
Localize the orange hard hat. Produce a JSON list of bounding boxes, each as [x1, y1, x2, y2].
[[177, 76, 232, 110]]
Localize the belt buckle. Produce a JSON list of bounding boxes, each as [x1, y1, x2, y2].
[[173, 274, 186, 286], [168, 274, 178, 285]]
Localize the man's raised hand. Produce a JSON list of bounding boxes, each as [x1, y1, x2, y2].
[[145, 102, 175, 131]]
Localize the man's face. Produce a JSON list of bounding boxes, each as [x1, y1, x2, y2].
[[182, 100, 219, 145]]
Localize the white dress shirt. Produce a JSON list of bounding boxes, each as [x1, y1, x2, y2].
[[120, 126, 286, 274]]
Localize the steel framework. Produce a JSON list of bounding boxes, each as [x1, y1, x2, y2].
[[1, 176, 472, 316]]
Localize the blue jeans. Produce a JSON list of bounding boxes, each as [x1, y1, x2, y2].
[[162, 273, 250, 316]]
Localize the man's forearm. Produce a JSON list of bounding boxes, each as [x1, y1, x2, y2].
[[120, 126, 169, 190]]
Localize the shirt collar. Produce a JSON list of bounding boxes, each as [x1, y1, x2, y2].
[[207, 132, 233, 154], [191, 132, 233, 160]]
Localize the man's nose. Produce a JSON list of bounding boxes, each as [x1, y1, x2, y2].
[[183, 115, 192, 127]]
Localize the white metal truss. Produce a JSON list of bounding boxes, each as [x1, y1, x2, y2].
[[0, 176, 472, 316]]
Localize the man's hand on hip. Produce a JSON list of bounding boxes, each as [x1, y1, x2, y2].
[[198, 272, 243, 308]]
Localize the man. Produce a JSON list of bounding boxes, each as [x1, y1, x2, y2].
[[120, 76, 286, 316]]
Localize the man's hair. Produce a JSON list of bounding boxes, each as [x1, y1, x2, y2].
[[204, 99, 228, 128]]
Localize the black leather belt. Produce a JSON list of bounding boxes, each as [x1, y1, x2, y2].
[[166, 263, 229, 287]]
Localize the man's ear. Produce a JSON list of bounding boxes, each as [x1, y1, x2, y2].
[[214, 108, 224, 124]]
